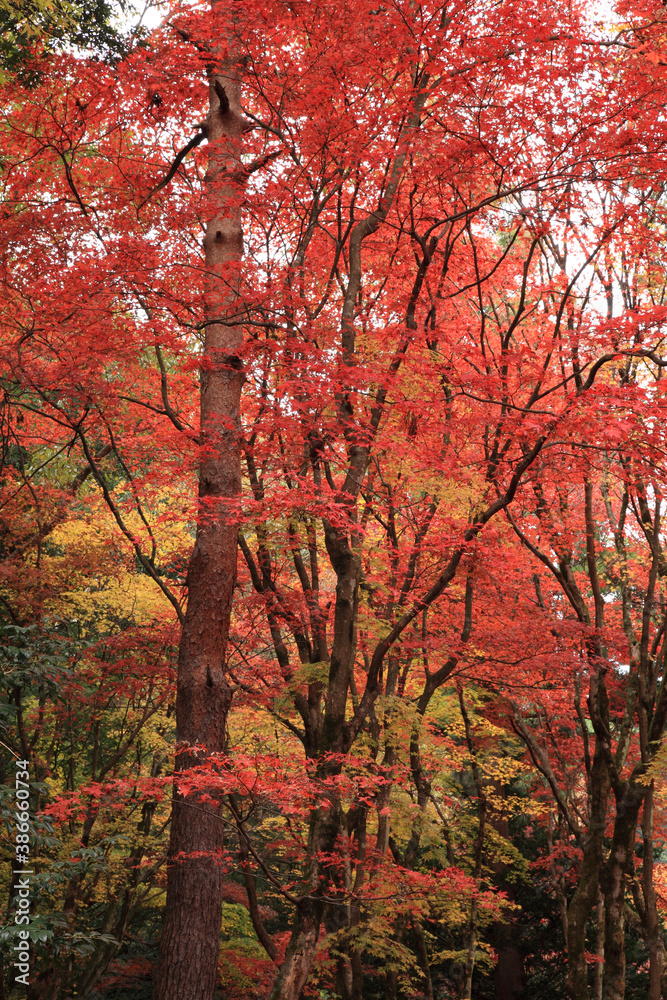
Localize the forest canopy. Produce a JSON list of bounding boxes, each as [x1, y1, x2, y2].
[[2, 2, 667, 1000]]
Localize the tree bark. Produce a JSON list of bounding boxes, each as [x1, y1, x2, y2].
[[567, 834, 602, 1000], [458, 687, 486, 1000], [641, 782, 664, 1000], [484, 781, 524, 1000], [154, 9, 245, 1000], [268, 791, 348, 1000], [413, 919, 435, 1000], [593, 890, 604, 1000], [268, 898, 322, 1000], [268, 523, 362, 999], [601, 786, 643, 1000], [567, 727, 610, 1000]]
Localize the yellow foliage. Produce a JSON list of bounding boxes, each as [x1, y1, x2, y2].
[[40, 485, 192, 632]]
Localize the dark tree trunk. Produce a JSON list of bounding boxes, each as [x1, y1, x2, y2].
[[567, 739, 610, 1000], [601, 786, 643, 1000], [268, 897, 322, 1000], [485, 783, 524, 1000], [154, 11, 245, 1000], [413, 919, 435, 1000], [641, 783, 664, 1000], [492, 936, 524, 1000], [593, 890, 604, 1000], [567, 840, 601, 1000], [269, 529, 361, 1000], [459, 687, 486, 1000]]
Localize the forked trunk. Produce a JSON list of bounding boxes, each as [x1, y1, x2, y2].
[[154, 8, 245, 1000]]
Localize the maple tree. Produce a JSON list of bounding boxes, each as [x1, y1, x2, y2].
[[4, 1, 667, 1000]]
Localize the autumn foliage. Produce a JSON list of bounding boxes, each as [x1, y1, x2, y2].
[[3, 1, 667, 999]]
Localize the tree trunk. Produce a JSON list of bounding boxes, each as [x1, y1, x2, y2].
[[567, 838, 601, 1000], [458, 686, 486, 1000], [268, 898, 322, 1000], [268, 796, 346, 1000], [593, 890, 604, 1000], [641, 782, 664, 1000], [492, 937, 524, 1000], [567, 742, 609, 1000], [153, 10, 245, 1000], [412, 919, 435, 1000], [601, 786, 643, 1000], [269, 525, 361, 998], [484, 781, 524, 1000], [462, 899, 479, 1000]]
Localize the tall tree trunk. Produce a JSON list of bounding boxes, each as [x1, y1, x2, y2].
[[154, 11, 245, 1000]]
